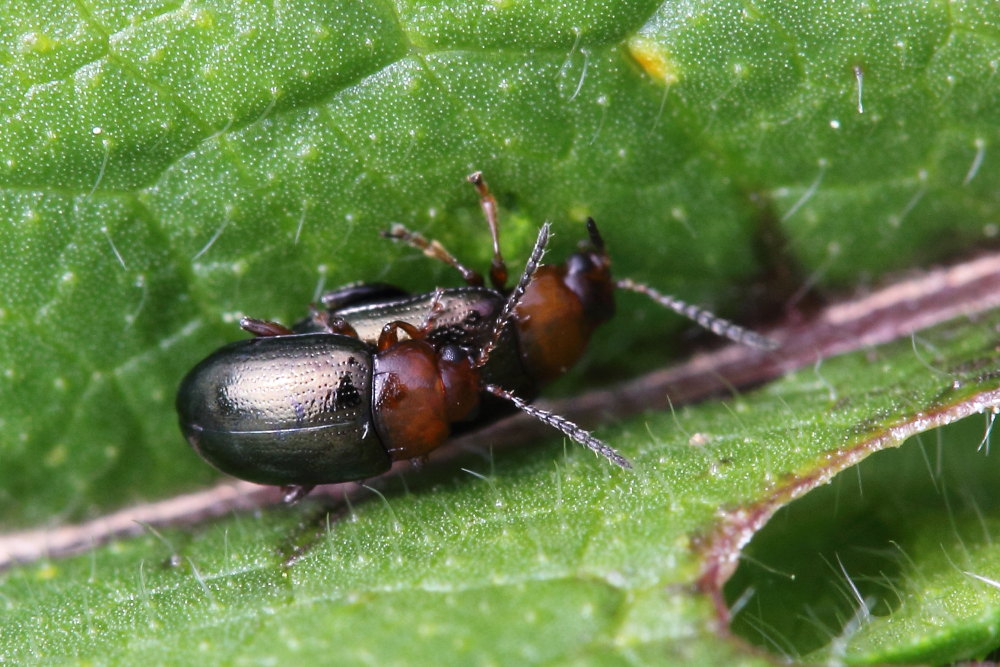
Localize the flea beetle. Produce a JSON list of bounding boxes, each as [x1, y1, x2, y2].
[[177, 173, 775, 502]]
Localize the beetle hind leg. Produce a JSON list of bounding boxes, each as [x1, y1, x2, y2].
[[319, 282, 409, 311], [467, 171, 508, 290], [309, 307, 361, 338], [241, 317, 295, 337], [381, 223, 486, 287], [281, 484, 315, 505]]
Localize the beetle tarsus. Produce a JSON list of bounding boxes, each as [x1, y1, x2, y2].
[[281, 484, 315, 504], [484, 383, 632, 469], [311, 308, 360, 337], [382, 223, 485, 287], [418, 288, 448, 331]]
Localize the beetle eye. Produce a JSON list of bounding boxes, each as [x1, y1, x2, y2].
[[565, 252, 599, 276]]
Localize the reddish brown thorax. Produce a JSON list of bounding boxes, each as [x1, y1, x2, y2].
[[373, 339, 481, 460]]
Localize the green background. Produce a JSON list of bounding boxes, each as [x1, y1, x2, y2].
[[1, 1, 999, 663]]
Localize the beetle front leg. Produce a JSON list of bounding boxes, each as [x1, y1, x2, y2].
[[418, 288, 448, 331]]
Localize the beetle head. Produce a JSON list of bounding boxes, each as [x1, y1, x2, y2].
[[563, 217, 615, 327]]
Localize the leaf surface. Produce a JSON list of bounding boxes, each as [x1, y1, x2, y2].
[[2, 1, 999, 663]]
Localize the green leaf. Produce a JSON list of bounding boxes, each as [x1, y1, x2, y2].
[[2, 0, 1000, 663], [729, 416, 1000, 664], [2, 303, 999, 663]]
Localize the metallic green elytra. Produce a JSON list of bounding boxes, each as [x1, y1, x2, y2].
[[177, 333, 390, 486]]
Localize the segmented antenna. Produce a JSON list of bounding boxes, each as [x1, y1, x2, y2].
[[616, 278, 778, 350], [476, 222, 551, 368], [585, 217, 605, 251], [485, 384, 632, 468]]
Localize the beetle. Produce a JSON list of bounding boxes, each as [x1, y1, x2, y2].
[[177, 173, 776, 502], [177, 221, 624, 503], [302, 173, 775, 413], [176, 319, 490, 504]]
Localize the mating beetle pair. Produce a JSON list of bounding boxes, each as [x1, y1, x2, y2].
[[177, 173, 776, 502]]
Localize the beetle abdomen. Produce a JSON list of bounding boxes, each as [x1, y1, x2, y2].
[[176, 334, 390, 485]]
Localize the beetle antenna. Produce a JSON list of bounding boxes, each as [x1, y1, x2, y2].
[[476, 222, 551, 368], [616, 278, 779, 350], [485, 384, 632, 468], [585, 217, 605, 251]]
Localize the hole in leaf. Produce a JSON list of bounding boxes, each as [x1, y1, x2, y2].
[[725, 415, 1000, 664]]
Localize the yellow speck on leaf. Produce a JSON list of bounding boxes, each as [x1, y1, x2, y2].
[[626, 35, 680, 86]]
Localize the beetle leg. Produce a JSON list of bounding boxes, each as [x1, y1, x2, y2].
[[319, 282, 409, 311], [327, 315, 360, 338], [310, 307, 361, 338], [377, 320, 425, 350], [476, 222, 551, 369], [281, 484, 315, 505], [418, 288, 448, 331], [615, 278, 780, 350], [240, 317, 295, 337], [467, 171, 508, 290], [381, 223, 485, 287], [484, 384, 632, 469]]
